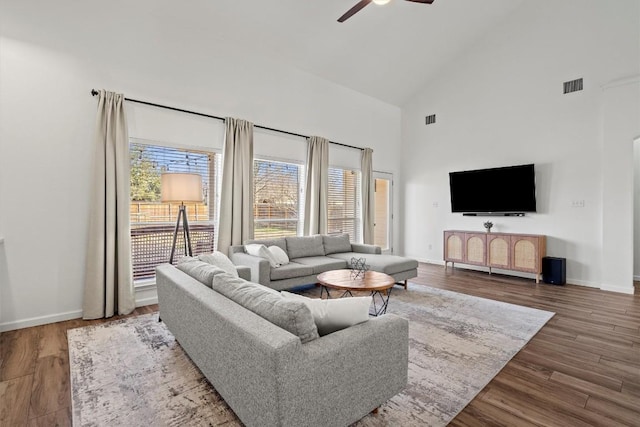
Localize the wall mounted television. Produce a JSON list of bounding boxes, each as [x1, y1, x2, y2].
[[449, 164, 537, 215]]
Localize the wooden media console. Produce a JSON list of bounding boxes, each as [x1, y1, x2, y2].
[[443, 230, 546, 283]]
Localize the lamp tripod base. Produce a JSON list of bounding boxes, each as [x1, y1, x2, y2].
[[169, 204, 193, 264]]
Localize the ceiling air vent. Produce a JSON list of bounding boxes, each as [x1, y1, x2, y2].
[[563, 78, 583, 94], [425, 114, 436, 125]]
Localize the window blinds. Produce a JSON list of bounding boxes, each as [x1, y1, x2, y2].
[[254, 159, 303, 239], [328, 168, 361, 243]]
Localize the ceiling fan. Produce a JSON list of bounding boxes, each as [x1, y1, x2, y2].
[[338, 0, 434, 23]]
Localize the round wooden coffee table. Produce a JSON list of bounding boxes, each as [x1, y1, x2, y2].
[[316, 270, 395, 316]]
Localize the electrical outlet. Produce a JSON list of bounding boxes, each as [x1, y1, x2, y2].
[[428, 244, 433, 250], [432, 202, 439, 208], [571, 200, 585, 208]]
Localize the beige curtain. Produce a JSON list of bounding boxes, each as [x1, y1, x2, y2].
[[217, 117, 254, 255], [361, 148, 375, 244], [83, 90, 135, 319], [303, 136, 329, 235]]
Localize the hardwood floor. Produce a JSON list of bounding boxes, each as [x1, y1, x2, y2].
[[414, 264, 640, 427], [0, 305, 158, 427], [1, 264, 638, 426]]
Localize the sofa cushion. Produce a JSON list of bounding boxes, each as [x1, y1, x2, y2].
[[323, 233, 352, 255], [269, 245, 290, 266], [198, 251, 239, 277], [212, 274, 319, 343], [281, 291, 371, 336], [326, 253, 419, 275], [366, 255, 419, 275], [270, 262, 314, 281], [244, 237, 287, 252], [245, 244, 280, 268], [285, 235, 325, 259], [289, 256, 347, 274], [176, 258, 226, 287], [323, 252, 364, 268]]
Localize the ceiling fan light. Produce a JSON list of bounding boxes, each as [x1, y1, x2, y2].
[[372, 0, 391, 5]]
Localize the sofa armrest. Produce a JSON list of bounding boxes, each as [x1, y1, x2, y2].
[[351, 243, 382, 254], [235, 265, 251, 281], [277, 314, 409, 425], [229, 251, 271, 286]]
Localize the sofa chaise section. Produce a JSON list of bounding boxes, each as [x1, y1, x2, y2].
[[325, 252, 418, 283]]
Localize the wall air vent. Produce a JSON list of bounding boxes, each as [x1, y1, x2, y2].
[[563, 78, 583, 94], [425, 114, 436, 125]]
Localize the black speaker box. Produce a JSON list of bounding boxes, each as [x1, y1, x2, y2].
[[542, 257, 566, 285]]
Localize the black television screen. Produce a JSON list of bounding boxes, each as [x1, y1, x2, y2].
[[449, 164, 537, 213]]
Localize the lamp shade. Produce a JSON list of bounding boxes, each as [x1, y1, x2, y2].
[[161, 173, 203, 203]]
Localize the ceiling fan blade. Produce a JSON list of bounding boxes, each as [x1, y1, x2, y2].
[[338, 0, 372, 23], [405, 0, 435, 3]]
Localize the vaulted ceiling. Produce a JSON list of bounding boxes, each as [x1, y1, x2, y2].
[[1, 0, 527, 106], [160, 0, 527, 106]]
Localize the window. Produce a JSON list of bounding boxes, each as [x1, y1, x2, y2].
[[129, 142, 219, 281], [328, 168, 361, 243], [254, 159, 303, 239]]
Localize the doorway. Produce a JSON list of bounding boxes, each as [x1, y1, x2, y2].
[[373, 172, 393, 253], [634, 137, 640, 281]]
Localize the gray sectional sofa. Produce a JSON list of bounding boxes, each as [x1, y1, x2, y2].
[[156, 261, 409, 427], [229, 234, 418, 290]]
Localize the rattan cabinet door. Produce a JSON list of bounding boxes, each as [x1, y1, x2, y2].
[[444, 231, 465, 263], [510, 236, 540, 273], [487, 234, 511, 269], [464, 233, 487, 266]]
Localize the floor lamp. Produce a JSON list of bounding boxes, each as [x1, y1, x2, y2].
[[161, 173, 203, 264]]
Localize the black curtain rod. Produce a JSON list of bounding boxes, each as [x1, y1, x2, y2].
[[91, 89, 363, 151]]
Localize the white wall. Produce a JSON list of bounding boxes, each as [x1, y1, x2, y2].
[[0, 3, 402, 330], [401, 0, 639, 291]]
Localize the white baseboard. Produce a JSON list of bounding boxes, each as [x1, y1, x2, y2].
[[415, 258, 601, 289], [417, 258, 445, 266], [135, 296, 158, 307], [600, 284, 635, 295], [634, 275, 640, 282], [0, 285, 159, 332], [134, 283, 158, 308], [0, 309, 83, 332], [565, 279, 600, 288]]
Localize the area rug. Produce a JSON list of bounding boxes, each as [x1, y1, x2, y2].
[[68, 285, 554, 426]]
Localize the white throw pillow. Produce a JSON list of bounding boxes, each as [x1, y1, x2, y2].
[[245, 244, 280, 268], [281, 291, 371, 336], [268, 245, 289, 266], [197, 251, 239, 278]]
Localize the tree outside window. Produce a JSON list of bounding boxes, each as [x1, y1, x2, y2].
[[254, 159, 302, 239]]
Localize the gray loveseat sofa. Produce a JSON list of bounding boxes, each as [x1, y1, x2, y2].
[[156, 262, 409, 427], [229, 234, 418, 291]]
